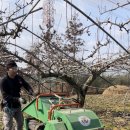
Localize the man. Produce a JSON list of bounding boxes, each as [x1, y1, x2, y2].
[[0, 60, 35, 130]]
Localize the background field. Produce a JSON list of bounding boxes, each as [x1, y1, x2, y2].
[[85, 94, 130, 130]]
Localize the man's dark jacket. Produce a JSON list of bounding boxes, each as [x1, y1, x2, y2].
[[0, 74, 33, 108]]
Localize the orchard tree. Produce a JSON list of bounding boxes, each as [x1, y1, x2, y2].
[[1, 0, 130, 106]]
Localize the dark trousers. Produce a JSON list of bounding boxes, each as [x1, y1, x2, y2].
[[2, 107, 23, 130]]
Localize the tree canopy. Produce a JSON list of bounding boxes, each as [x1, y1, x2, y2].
[[1, 0, 130, 106]]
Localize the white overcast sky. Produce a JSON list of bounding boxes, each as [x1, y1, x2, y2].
[[1, 0, 130, 67]]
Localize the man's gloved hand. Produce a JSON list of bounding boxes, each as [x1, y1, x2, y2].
[[18, 97, 27, 104], [13, 97, 26, 104]]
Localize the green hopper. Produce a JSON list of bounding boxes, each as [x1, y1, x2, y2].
[[22, 93, 104, 130]]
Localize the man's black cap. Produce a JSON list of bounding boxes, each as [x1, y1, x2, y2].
[[6, 60, 17, 70]]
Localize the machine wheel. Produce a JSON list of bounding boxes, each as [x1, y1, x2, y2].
[[27, 118, 45, 130], [34, 123, 45, 130]]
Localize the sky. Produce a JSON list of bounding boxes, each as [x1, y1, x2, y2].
[[1, 0, 130, 67]]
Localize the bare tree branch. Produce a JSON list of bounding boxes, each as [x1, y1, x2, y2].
[[101, 1, 130, 15]]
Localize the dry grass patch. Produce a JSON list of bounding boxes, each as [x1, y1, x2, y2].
[[85, 94, 130, 129]]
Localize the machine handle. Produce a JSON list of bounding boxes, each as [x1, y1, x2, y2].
[[36, 93, 67, 110], [48, 103, 80, 120]]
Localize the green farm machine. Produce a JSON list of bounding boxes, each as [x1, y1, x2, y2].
[[22, 93, 104, 130]]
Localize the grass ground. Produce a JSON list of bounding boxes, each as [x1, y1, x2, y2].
[[0, 94, 130, 130], [85, 94, 130, 130]]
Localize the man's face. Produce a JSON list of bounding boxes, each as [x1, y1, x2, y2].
[[7, 66, 18, 77]]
